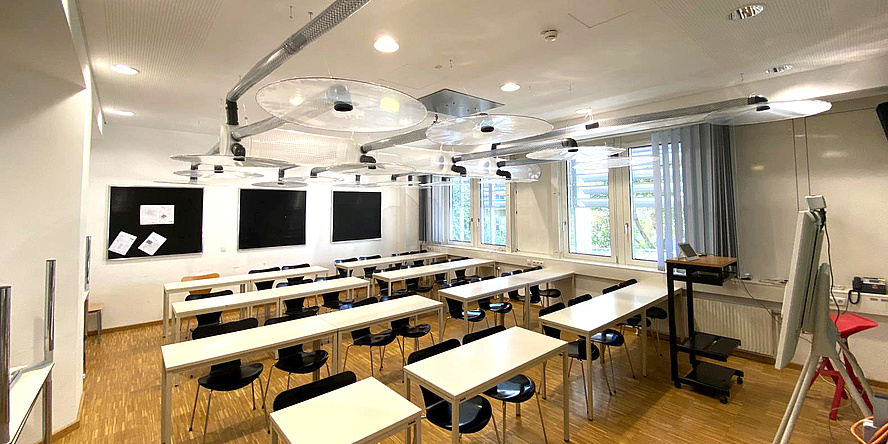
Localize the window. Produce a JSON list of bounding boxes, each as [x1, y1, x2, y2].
[[449, 177, 471, 243], [566, 161, 611, 257], [628, 146, 657, 261], [480, 181, 507, 246]]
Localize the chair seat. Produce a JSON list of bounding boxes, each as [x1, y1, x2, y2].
[[626, 315, 651, 328], [198, 363, 264, 392], [483, 374, 536, 403], [275, 350, 328, 374], [409, 284, 435, 293], [354, 330, 397, 347], [284, 306, 320, 317], [425, 396, 493, 434], [453, 309, 485, 322], [399, 324, 432, 338], [538, 288, 561, 298], [591, 329, 625, 346], [647, 306, 668, 320], [488, 302, 512, 313], [567, 340, 601, 361]]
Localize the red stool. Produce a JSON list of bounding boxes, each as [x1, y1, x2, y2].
[[809, 313, 877, 419]]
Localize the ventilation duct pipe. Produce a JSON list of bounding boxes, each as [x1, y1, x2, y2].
[[496, 158, 559, 168], [230, 116, 287, 141], [452, 138, 577, 163], [360, 127, 430, 153]]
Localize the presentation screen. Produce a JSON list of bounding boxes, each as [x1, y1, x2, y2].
[[239, 189, 307, 249], [332, 191, 381, 242]]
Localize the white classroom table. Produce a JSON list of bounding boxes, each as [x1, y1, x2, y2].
[[270, 377, 421, 444], [159, 315, 339, 444], [169, 277, 369, 343], [538, 282, 667, 420], [334, 252, 448, 275], [319, 295, 444, 374], [438, 268, 575, 334], [403, 327, 570, 444], [373, 258, 495, 298], [160, 266, 328, 339]]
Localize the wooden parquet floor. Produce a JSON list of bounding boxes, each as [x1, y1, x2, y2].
[[63, 303, 863, 443]]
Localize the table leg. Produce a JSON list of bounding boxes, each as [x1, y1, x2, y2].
[[451, 398, 460, 444], [332, 332, 342, 374], [161, 369, 171, 444], [162, 289, 170, 340], [641, 310, 648, 377], [271, 429, 279, 444], [405, 379, 413, 444], [173, 315, 181, 343], [415, 418, 422, 444], [524, 286, 531, 328], [276, 298, 282, 317], [563, 351, 570, 441], [463, 301, 469, 335], [389, 281, 393, 298], [542, 361, 547, 399], [586, 339, 594, 421], [312, 339, 321, 381], [438, 307, 445, 340]]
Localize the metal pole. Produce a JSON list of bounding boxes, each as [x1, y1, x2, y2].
[[1, 286, 11, 444], [42, 375, 52, 444], [45, 259, 56, 361]]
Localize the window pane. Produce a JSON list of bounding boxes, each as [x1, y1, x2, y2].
[[449, 178, 471, 243], [566, 161, 611, 256], [480, 181, 507, 246], [629, 145, 682, 261]]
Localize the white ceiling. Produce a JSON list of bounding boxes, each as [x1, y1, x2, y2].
[[79, 0, 888, 142]]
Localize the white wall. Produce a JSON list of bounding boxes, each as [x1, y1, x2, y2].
[[86, 124, 420, 329]]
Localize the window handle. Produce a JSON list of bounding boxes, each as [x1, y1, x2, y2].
[[624, 222, 629, 236]]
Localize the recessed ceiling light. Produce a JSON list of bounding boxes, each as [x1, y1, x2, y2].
[[373, 36, 399, 53], [109, 64, 140, 75], [576, 108, 593, 114], [501, 82, 520, 92], [765, 64, 793, 74], [727, 4, 765, 20], [106, 109, 135, 117]]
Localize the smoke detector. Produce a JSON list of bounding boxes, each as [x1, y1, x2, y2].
[[542, 30, 558, 42]]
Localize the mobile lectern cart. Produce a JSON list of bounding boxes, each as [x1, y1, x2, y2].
[[666, 255, 743, 404]]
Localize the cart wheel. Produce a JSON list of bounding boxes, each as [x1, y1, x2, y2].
[[737, 376, 744, 385], [674, 382, 681, 389], [720, 396, 728, 404]]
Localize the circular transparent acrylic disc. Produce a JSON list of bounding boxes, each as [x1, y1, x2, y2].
[[252, 178, 308, 188], [704, 100, 831, 126], [174, 169, 263, 179], [325, 163, 416, 176], [171, 154, 294, 169], [256, 77, 428, 133], [526, 145, 625, 162], [425, 114, 553, 145], [574, 155, 658, 172]]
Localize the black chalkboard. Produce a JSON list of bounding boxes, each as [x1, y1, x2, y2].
[[238, 189, 307, 249], [107, 186, 203, 259], [332, 191, 381, 242]]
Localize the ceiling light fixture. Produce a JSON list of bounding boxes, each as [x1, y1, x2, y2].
[[106, 109, 135, 117], [765, 64, 793, 74], [109, 64, 140, 75], [374, 36, 399, 53], [727, 4, 765, 20], [501, 82, 520, 92]]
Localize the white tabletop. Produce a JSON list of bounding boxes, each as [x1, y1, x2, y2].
[[161, 315, 337, 372], [272, 276, 368, 301], [335, 252, 446, 271], [404, 327, 566, 399], [171, 288, 279, 318], [270, 377, 420, 444], [539, 283, 667, 334], [163, 266, 328, 293], [373, 258, 493, 282], [6, 363, 53, 444], [438, 268, 574, 302], [319, 295, 442, 331]]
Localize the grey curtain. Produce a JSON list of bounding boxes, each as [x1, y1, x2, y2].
[[651, 124, 737, 269], [420, 177, 448, 245]]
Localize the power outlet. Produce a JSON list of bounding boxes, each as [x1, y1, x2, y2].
[[531, 260, 544, 267]]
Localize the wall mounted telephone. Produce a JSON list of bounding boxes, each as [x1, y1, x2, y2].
[[849, 276, 887, 304]]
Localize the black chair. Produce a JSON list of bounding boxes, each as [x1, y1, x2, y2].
[[539, 303, 605, 410], [276, 282, 320, 317], [618, 278, 638, 288], [463, 326, 548, 443], [375, 263, 404, 297], [272, 371, 357, 412], [249, 267, 281, 290], [445, 297, 487, 332], [619, 278, 667, 357], [568, 293, 593, 306], [343, 298, 398, 376], [189, 318, 264, 444], [527, 266, 561, 307], [261, 313, 329, 409], [407, 340, 499, 441], [391, 316, 434, 369], [590, 328, 635, 394], [453, 267, 480, 284], [503, 270, 536, 304], [282, 263, 311, 286], [602, 284, 620, 294], [334, 257, 358, 278], [406, 265, 434, 294], [359, 255, 381, 279], [184, 290, 232, 339], [319, 275, 354, 312], [477, 276, 517, 327]]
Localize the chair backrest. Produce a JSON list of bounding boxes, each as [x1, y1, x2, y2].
[[501, 271, 512, 277], [185, 290, 233, 326], [282, 264, 311, 285], [407, 339, 461, 409], [538, 303, 566, 339], [419, 249, 428, 253], [462, 325, 506, 344], [618, 278, 638, 288], [181, 273, 220, 296], [602, 284, 620, 294], [265, 312, 316, 355], [272, 371, 357, 412], [250, 267, 281, 290], [526, 265, 543, 272], [445, 298, 464, 318], [349, 298, 378, 340], [568, 294, 593, 306], [193, 318, 259, 376], [512, 269, 524, 275]]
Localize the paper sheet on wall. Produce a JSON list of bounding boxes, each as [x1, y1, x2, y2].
[[109, 231, 137, 256], [138, 232, 167, 256], [140, 205, 175, 225]]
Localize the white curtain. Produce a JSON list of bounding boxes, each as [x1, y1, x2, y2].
[[650, 124, 737, 270]]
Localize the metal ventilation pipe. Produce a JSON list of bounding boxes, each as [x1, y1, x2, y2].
[[452, 138, 577, 163], [496, 158, 558, 168], [224, 0, 373, 125], [360, 127, 429, 153], [230, 116, 287, 141]]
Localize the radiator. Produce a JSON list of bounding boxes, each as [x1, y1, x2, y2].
[[691, 297, 777, 356]]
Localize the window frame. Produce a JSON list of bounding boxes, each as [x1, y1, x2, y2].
[[560, 156, 618, 264], [447, 176, 474, 246], [479, 180, 509, 248], [445, 177, 511, 252]]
